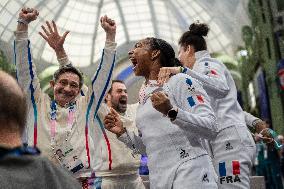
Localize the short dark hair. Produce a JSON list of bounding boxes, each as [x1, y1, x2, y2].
[[0, 72, 27, 134], [108, 80, 125, 94], [179, 22, 209, 52], [145, 37, 181, 67], [53, 64, 83, 88], [105, 80, 125, 103]]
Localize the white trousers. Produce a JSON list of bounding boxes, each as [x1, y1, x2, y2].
[[99, 174, 145, 189], [171, 155, 218, 189], [210, 125, 256, 189]]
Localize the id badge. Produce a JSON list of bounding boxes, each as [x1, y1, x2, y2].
[[54, 142, 84, 173]]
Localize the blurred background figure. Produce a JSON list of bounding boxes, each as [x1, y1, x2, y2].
[[254, 120, 283, 189]]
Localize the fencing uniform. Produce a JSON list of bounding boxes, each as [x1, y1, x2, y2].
[[14, 30, 116, 188], [183, 50, 256, 188], [94, 103, 145, 189], [243, 111, 262, 129], [119, 74, 218, 189]]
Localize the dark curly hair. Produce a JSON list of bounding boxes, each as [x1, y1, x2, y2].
[[178, 22, 209, 52], [145, 37, 181, 67]]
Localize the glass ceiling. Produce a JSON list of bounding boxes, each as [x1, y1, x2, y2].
[[0, 0, 249, 70]]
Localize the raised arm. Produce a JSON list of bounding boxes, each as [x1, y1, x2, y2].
[[158, 59, 229, 99], [104, 108, 146, 155], [152, 74, 218, 140], [39, 20, 70, 65], [14, 8, 41, 100], [183, 59, 229, 98], [90, 15, 117, 117]]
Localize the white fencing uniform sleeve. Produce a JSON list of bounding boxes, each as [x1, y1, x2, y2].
[[14, 31, 41, 102], [118, 129, 147, 155], [185, 59, 229, 99], [170, 74, 218, 140], [88, 41, 117, 117], [243, 111, 261, 129]]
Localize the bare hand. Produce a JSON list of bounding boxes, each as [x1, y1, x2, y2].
[[255, 122, 274, 143], [18, 7, 39, 23], [104, 108, 125, 136], [158, 67, 180, 85], [100, 15, 116, 42], [39, 21, 69, 51], [150, 91, 173, 115]]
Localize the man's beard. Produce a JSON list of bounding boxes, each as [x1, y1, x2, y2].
[[111, 98, 127, 113]]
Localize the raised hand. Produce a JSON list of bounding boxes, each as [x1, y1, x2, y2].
[[158, 67, 180, 85], [100, 15, 116, 42], [104, 108, 125, 137], [18, 7, 39, 24], [150, 91, 173, 115], [39, 21, 69, 51]]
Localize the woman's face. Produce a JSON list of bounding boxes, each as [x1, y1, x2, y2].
[[178, 45, 195, 69], [128, 39, 153, 77]]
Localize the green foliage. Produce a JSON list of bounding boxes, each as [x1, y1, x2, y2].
[[0, 50, 16, 77], [242, 26, 253, 47]]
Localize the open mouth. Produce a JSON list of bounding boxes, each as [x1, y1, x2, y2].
[[129, 57, 138, 71], [119, 97, 127, 105]]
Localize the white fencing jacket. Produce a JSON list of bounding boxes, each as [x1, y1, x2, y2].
[[119, 73, 217, 189], [243, 111, 261, 129], [95, 103, 141, 177], [14, 30, 116, 178], [185, 50, 246, 130]]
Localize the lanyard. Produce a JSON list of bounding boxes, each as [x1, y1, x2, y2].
[[49, 100, 76, 146], [48, 100, 91, 168]]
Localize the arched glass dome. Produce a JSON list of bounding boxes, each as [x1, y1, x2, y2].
[[0, 0, 249, 102], [0, 0, 249, 69]]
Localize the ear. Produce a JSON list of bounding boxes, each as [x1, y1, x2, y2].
[[50, 80, 55, 88], [187, 45, 195, 55], [105, 93, 112, 106], [151, 50, 160, 61], [105, 93, 111, 102]]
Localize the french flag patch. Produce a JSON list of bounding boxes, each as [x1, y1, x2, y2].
[[219, 161, 241, 177], [187, 95, 204, 107]]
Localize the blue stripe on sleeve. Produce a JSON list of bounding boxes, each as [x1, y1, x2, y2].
[[93, 53, 116, 118], [92, 49, 105, 86]]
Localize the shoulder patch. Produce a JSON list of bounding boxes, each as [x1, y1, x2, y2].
[[186, 78, 193, 86], [185, 78, 195, 93]]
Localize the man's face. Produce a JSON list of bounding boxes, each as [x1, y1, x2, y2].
[[51, 72, 80, 107], [108, 82, 128, 113], [56, 149, 64, 157]]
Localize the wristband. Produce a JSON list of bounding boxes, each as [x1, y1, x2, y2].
[[17, 18, 29, 25]]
